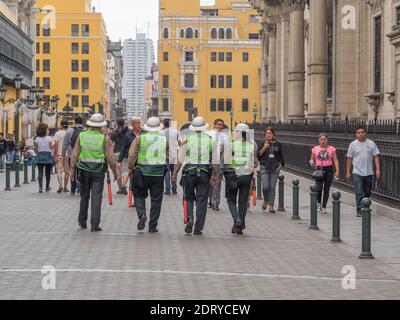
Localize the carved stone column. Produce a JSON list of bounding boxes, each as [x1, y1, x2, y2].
[[287, 0, 306, 121], [266, 22, 277, 121], [308, 0, 328, 120], [260, 23, 269, 122], [387, 27, 400, 121]]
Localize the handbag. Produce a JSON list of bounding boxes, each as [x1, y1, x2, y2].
[[312, 148, 327, 180]]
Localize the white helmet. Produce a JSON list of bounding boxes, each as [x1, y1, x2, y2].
[[143, 117, 164, 132], [235, 123, 250, 132], [189, 116, 209, 132], [87, 114, 107, 128]]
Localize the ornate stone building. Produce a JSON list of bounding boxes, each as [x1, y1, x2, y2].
[[250, 0, 400, 122]]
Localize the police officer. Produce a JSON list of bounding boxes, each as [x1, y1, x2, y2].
[[225, 123, 259, 235], [70, 114, 117, 232], [128, 117, 168, 233], [172, 117, 219, 235]]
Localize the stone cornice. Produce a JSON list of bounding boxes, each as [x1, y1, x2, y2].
[[284, 0, 306, 12], [366, 0, 383, 14]]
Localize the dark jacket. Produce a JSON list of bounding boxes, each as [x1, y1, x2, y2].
[[118, 129, 142, 163], [257, 140, 285, 172], [0, 139, 7, 155], [111, 126, 129, 153]]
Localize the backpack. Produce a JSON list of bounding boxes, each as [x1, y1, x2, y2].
[[71, 127, 85, 149]]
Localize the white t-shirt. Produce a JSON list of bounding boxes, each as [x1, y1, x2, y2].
[[347, 139, 380, 176], [208, 129, 230, 166], [35, 136, 53, 153], [53, 130, 66, 156]]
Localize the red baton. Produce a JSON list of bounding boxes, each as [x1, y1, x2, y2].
[[107, 171, 113, 205]]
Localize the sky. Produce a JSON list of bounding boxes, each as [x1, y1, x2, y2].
[[91, 0, 159, 43]]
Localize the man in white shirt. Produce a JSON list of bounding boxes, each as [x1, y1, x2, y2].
[[208, 119, 230, 211], [162, 118, 178, 195], [54, 120, 70, 193]]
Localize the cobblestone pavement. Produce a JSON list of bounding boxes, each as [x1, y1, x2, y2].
[[0, 168, 400, 300]]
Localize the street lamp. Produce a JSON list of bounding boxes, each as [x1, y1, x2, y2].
[[230, 108, 234, 133], [253, 103, 258, 126]]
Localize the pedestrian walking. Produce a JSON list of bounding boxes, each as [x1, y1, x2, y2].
[[117, 117, 142, 195], [6, 134, 15, 162], [162, 118, 178, 195], [207, 119, 230, 211], [70, 114, 117, 232], [54, 120, 70, 193], [128, 117, 168, 233], [346, 126, 381, 217], [310, 133, 340, 214], [62, 116, 85, 195], [225, 124, 259, 235], [110, 118, 129, 194], [172, 117, 219, 235], [34, 124, 55, 193], [257, 127, 285, 213], [0, 133, 6, 172]]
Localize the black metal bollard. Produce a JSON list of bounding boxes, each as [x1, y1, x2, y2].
[[23, 158, 29, 185], [291, 179, 301, 220], [277, 175, 286, 212], [31, 162, 36, 182], [14, 160, 21, 188], [359, 198, 374, 259], [331, 191, 342, 243], [309, 185, 319, 230], [5, 162, 11, 191], [256, 170, 262, 200]]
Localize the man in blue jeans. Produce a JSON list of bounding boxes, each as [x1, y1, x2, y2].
[[346, 126, 381, 217]]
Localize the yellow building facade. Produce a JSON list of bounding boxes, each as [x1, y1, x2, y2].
[[35, 0, 107, 122], [158, 0, 262, 128]]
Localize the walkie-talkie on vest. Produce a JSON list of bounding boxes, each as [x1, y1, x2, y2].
[[106, 171, 113, 205]]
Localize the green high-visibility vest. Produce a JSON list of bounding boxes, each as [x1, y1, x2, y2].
[[184, 132, 212, 173], [228, 140, 254, 176], [77, 129, 106, 173], [137, 132, 167, 177]]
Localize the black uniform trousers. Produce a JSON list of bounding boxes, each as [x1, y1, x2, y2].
[[226, 174, 253, 228], [133, 175, 164, 230], [78, 170, 105, 228], [184, 171, 210, 232]]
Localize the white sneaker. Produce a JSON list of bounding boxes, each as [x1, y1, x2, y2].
[[322, 208, 328, 214]]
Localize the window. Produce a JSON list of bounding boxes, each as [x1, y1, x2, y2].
[[36, 24, 40, 37], [226, 28, 232, 39], [243, 52, 249, 62], [249, 15, 259, 23], [185, 51, 193, 62], [82, 60, 89, 72], [242, 75, 249, 89], [374, 16, 382, 93], [210, 99, 217, 112], [226, 52, 232, 62], [163, 52, 169, 62], [397, 7, 400, 25], [82, 43, 89, 54], [211, 52, 217, 62], [43, 43, 50, 54], [36, 60, 40, 72], [218, 52, 225, 62], [71, 95, 79, 107], [163, 27, 169, 39], [180, 29, 185, 38], [195, 29, 199, 38], [226, 99, 232, 112], [82, 78, 89, 90], [71, 60, 79, 72], [219, 28, 225, 39], [242, 99, 249, 112], [218, 75, 224, 88], [201, 9, 218, 16], [71, 24, 79, 37], [211, 28, 217, 39], [82, 95, 89, 107], [210, 75, 217, 88], [186, 28, 193, 39], [226, 75, 232, 88], [218, 99, 224, 112], [43, 77, 50, 89], [162, 98, 169, 112], [72, 43, 79, 54], [249, 33, 260, 39], [71, 77, 79, 90], [162, 75, 169, 88], [184, 98, 193, 111], [36, 43, 40, 54], [36, 77, 40, 88], [43, 60, 50, 72], [184, 74, 194, 88], [43, 25, 50, 37], [82, 24, 90, 37]]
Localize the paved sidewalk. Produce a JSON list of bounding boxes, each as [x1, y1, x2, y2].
[[0, 168, 400, 300]]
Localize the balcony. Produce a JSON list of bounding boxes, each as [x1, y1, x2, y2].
[[0, 12, 33, 88]]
